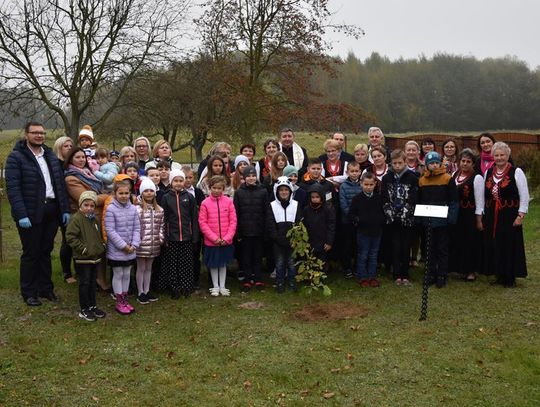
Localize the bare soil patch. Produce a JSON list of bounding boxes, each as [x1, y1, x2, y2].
[[292, 301, 369, 322]]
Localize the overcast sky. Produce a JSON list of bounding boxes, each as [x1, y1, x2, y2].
[[327, 0, 540, 69]]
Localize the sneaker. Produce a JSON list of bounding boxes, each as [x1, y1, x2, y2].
[[241, 283, 252, 293], [270, 269, 277, 279], [78, 309, 96, 322], [276, 284, 285, 294], [401, 279, 412, 286], [344, 269, 353, 279], [90, 306, 106, 318], [137, 293, 150, 305], [254, 282, 265, 291], [210, 288, 220, 297], [369, 278, 380, 288], [237, 271, 245, 282], [219, 287, 231, 296], [289, 283, 298, 292], [146, 292, 159, 302], [395, 278, 403, 286], [359, 279, 370, 288]]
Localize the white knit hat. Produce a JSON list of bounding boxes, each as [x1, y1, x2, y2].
[[78, 128, 94, 141], [138, 177, 156, 195], [169, 169, 186, 184], [234, 154, 250, 168]]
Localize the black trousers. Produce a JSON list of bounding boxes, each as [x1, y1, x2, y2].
[[340, 223, 356, 271], [390, 223, 412, 279], [192, 241, 202, 287], [241, 237, 263, 283], [17, 201, 59, 300], [427, 226, 449, 278], [75, 263, 97, 310]]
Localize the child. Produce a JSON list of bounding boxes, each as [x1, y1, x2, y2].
[[135, 178, 165, 304], [105, 180, 141, 314], [66, 191, 107, 321], [182, 165, 205, 289], [338, 161, 362, 278], [145, 165, 162, 203], [233, 166, 268, 292], [157, 160, 171, 198], [198, 156, 234, 198], [283, 165, 307, 209], [298, 158, 334, 205], [94, 147, 119, 192], [123, 161, 141, 196], [232, 154, 250, 191], [381, 150, 418, 285], [416, 151, 458, 288], [199, 175, 237, 296], [349, 172, 385, 287], [160, 170, 200, 298], [263, 151, 288, 198], [303, 184, 336, 271], [78, 125, 94, 149], [267, 177, 302, 293], [110, 150, 120, 166]]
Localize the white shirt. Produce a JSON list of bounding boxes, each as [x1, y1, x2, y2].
[[186, 186, 195, 198], [34, 147, 55, 199], [474, 168, 529, 215]]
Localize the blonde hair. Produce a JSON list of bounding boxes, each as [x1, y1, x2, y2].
[[354, 143, 368, 153], [119, 146, 136, 163], [323, 139, 341, 151], [140, 194, 161, 212], [52, 136, 72, 160], [152, 139, 171, 158]]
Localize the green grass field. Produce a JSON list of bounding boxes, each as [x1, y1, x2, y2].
[[0, 197, 538, 405]]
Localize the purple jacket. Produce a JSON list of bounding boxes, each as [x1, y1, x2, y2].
[[105, 198, 141, 261]]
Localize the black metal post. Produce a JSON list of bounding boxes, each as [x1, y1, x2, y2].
[[419, 218, 432, 321]]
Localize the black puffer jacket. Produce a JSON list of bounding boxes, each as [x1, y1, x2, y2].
[[161, 189, 200, 243], [302, 185, 336, 252], [233, 183, 268, 238], [6, 139, 69, 223]]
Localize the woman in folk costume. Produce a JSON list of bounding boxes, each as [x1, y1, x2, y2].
[[475, 142, 529, 287]]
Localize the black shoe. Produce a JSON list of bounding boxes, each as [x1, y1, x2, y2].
[[171, 290, 181, 300], [146, 292, 159, 302], [344, 269, 353, 279], [289, 283, 298, 292], [78, 309, 96, 322], [25, 297, 42, 306], [436, 277, 446, 288], [90, 306, 106, 318], [276, 284, 285, 294], [40, 292, 59, 302], [137, 293, 150, 305]]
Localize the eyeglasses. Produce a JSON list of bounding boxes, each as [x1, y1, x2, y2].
[[28, 131, 46, 136]]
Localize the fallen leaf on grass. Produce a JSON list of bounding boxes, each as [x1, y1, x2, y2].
[[237, 301, 265, 310], [330, 368, 341, 373], [323, 391, 335, 399], [92, 396, 99, 402], [166, 351, 176, 359], [300, 389, 310, 396], [243, 380, 252, 389], [350, 325, 360, 331], [346, 353, 353, 360]]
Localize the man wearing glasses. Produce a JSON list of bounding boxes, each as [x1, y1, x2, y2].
[[6, 122, 70, 306]]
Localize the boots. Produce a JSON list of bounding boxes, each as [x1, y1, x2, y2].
[[115, 294, 130, 315], [122, 292, 134, 313]]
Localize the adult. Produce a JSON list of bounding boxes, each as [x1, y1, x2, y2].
[[53, 136, 76, 283], [419, 137, 435, 163], [363, 146, 389, 193], [353, 143, 371, 172], [119, 146, 137, 169], [320, 139, 348, 186], [442, 138, 459, 175], [404, 140, 424, 175], [474, 132, 496, 175], [255, 138, 279, 183], [133, 136, 152, 170], [279, 128, 308, 177], [197, 142, 233, 179], [367, 127, 391, 164], [239, 144, 256, 165], [475, 142, 529, 287], [319, 133, 354, 162], [450, 149, 482, 281], [6, 122, 70, 306], [142, 139, 182, 171]]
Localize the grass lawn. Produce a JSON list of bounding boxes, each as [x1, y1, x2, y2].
[[0, 194, 539, 406]]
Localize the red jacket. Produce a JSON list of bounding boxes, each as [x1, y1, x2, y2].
[[199, 194, 237, 246]]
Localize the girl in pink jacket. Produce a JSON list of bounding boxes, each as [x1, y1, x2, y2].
[[199, 175, 238, 296]]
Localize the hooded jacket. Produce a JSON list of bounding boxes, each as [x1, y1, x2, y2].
[[233, 182, 268, 238], [199, 193, 237, 246], [417, 167, 459, 227], [381, 168, 419, 227], [66, 211, 106, 263], [104, 198, 141, 261], [302, 185, 336, 252], [6, 139, 69, 223], [136, 204, 165, 257], [161, 188, 200, 243], [267, 178, 302, 247], [339, 177, 362, 223]]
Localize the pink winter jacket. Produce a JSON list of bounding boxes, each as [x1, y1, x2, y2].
[[136, 205, 165, 258], [199, 194, 237, 246]]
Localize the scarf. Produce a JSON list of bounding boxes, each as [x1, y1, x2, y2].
[[480, 151, 494, 175], [65, 164, 103, 193], [280, 142, 305, 169]]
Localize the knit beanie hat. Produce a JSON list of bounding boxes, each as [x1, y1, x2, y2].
[[169, 169, 186, 184], [139, 177, 156, 195], [79, 190, 97, 207], [110, 150, 120, 158], [283, 165, 298, 178], [242, 166, 257, 178], [78, 126, 94, 141], [425, 151, 441, 166], [234, 154, 250, 168]]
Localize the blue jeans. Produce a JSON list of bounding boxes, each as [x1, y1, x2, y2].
[[356, 232, 382, 280], [274, 244, 296, 286]]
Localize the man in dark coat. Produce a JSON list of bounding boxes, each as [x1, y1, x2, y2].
[[6, 122, 70, 306]]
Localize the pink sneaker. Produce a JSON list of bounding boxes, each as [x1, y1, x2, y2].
[[115, 294, 130, 315], [122, 293, 134, 313]]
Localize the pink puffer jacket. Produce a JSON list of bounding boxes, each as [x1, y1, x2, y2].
[[199, 194, 237, 246], [136, 205, 165, 257]]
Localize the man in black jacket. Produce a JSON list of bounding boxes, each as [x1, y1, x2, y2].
[[6, 122, 71, 306]]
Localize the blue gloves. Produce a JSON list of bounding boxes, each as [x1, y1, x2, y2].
[[18, 217, 32, 228], [62, 213, 71, 226]]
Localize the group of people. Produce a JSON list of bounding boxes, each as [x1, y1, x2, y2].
[[5, 122, 529, 322]]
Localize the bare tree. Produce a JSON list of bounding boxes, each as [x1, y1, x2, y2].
[[0, 0, 189, 138]]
